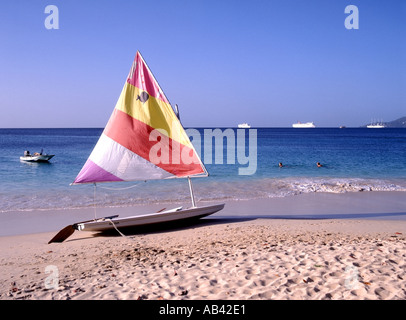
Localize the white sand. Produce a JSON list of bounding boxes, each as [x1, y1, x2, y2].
[[1, 192, 405, 300]]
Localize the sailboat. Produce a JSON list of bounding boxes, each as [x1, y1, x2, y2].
[[49, 52, 225, 243]]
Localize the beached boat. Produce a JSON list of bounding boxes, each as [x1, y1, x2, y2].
[[292, 121, 316, 128], [238, 123, 251, 128], [49, 51, 225, 243], [75, 204, 225, 233], [20, 150, 54, 162]]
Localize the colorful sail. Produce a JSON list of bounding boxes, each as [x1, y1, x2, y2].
[[72, 51, 206, 184]]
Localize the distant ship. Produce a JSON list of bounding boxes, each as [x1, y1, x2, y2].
[[238, 123, 251, 128], [367, 120, 386, 128], [292, 121, 316, 128], [367, 124, 385, 128]]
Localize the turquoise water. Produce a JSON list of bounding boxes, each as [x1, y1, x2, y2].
[[0, 128, 405, 212]]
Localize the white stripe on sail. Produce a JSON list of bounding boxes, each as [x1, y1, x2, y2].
[[89, 134, 173, 181]]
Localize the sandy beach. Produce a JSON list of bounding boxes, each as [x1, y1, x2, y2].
[[1, 192, 405, 300]]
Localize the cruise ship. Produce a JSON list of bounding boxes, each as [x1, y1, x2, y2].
[[292, 121, 316, 128], [367, 120, 386, 128], [238, 123, 251, 128], [367, 123, 385, 128]]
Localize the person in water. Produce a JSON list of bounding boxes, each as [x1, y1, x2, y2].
[[279, 162, 283, 168], [317, 162, 323, 167]]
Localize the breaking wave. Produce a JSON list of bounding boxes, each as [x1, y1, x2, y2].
[[1, 177, 405, 213]]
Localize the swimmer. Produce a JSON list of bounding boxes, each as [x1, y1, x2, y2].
[[317, 162, 323, 167]]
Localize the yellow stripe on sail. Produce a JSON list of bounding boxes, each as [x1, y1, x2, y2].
[[114, 82, 193, 148]]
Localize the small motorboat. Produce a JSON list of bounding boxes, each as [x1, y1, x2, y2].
[[20, 150, 54, 162]]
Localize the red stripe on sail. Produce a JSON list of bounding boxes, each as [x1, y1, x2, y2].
[[104, 109, 204, 177]]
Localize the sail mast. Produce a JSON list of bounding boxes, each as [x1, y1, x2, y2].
[[188, 176, 196, 208]]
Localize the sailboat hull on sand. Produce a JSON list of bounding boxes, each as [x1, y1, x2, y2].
[[76, 204, 225, 233]]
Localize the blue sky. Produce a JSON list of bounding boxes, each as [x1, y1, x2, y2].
[[0, 0, 405, 128]]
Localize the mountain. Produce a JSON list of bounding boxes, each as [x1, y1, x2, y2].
[[384, 116, 406, 128]]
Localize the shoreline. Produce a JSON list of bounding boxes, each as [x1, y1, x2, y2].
[[1, 191, 405, 237], [2, 175, 406, 214]]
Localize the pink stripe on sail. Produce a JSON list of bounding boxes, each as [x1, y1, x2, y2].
[[73, 159, 123, 184], [127, 52, 170, 104]]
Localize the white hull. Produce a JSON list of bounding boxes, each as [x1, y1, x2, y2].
[[76, 203, 225, 232], [292, 122, 315, 128], [367, 125, 385, 128], [238, 123, 251, 128], [20, 155, 54, 162]]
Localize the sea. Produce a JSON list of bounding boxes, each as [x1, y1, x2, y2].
[[0, 127, 406, 213]]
